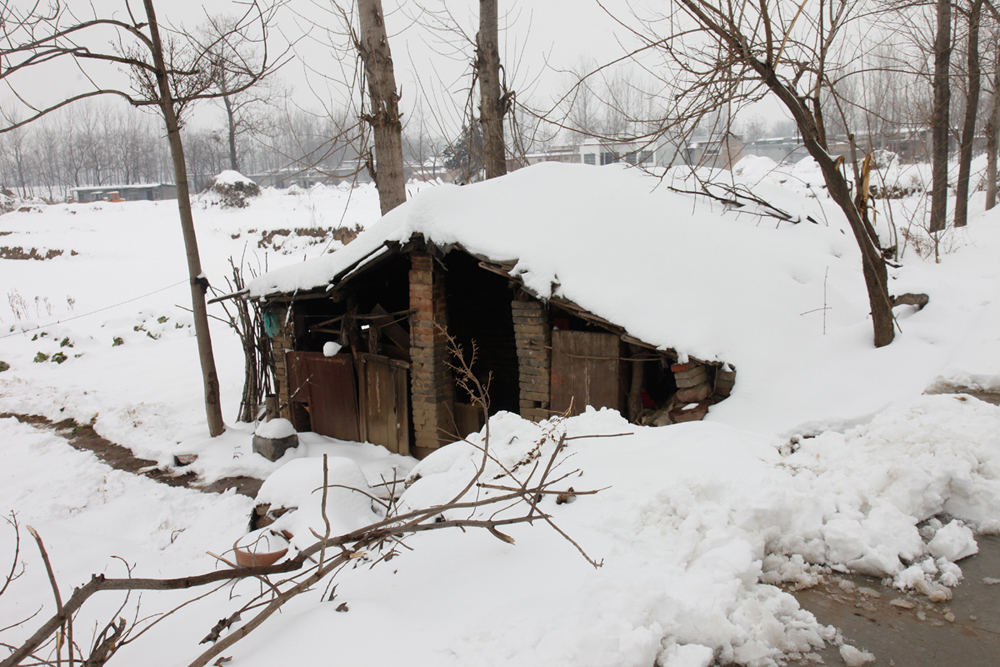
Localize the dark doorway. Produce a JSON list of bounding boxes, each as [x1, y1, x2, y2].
[[443, 252, 520, 426]]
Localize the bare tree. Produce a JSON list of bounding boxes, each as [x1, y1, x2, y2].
[[955, 0, 984, 228], [631, 1, 897, 346], [354, 0, 407, 214], [986, 14, 1000, 209], [929, 0, 953, 232], [0, 0, 283, 435], [199, 14, 280, 173], [478, 0, 508, 179], [738, 113, 769, 143]]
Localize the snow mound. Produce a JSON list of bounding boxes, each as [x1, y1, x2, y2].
[[927, 520, 979, 561], [206, 171, 261, 208], [255, 417, 296, 439], [254, 456, 381, 550], [840, 644, 875, 666]]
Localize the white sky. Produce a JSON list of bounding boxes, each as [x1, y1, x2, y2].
[[5, 0, 658, 137]]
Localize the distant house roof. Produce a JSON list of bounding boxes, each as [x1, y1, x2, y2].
[[70, 183, 175, 192]]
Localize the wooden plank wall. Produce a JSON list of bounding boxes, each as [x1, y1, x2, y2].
[[359, 353, 410, 456], [549, 330, 622, 417], [287, 352, 361, 442]]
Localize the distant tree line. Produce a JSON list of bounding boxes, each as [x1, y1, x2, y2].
[[0, 97, 472, 201]]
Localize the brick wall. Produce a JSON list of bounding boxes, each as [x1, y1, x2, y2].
[[409, 252, 455, 456], [513, 298, 551, 422]]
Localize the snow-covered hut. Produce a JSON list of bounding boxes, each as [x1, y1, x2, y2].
[[246, 162, 845, 458]]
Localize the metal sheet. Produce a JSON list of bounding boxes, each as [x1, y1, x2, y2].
[[287, 352, 360, 442]]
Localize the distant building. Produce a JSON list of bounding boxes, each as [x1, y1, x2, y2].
[[683, 133, 744, 170], [71, 183, 177, 203], [743, 129, 969, 166], [248, 163, 372, 189], [509, 141, 657, 172], [742, 137, 809, 164], [409, 157, 454, 183]]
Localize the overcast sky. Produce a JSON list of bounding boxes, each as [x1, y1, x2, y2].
[[5, 0, 670, 136]]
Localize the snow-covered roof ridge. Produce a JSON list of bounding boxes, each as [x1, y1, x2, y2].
[[213, 170, 256, 185]]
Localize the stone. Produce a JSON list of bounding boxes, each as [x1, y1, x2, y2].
[[252, 433, 299, 462]]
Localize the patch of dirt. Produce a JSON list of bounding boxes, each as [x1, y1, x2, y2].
[[256, 225, 361, 251], [0, 246, 70, 260], [1, 413, 262, 498], [924, 383, 1000, 406], [787, 535, 1000, 665]]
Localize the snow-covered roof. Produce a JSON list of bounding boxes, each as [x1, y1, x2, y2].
[[213, 170, 256, 186], [70, 183, 174, 191], [248, 161, 927, 433], [250, 161, 852, 358]]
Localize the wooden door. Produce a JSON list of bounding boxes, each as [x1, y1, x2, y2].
[[287, 352, 361, 442], [550, 330, 623, 417], [358, 354, 411, 456]]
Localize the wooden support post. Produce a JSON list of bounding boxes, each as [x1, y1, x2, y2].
[[627, 344, 644, 423]]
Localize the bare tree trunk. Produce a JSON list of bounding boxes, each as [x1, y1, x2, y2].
[[956, 0, 983, 227], [357, 0, 406, 215], [478, 0, 507, 179], [930, 0, 953, 232], [988, 68, 1000, 209], [143, 0, 225, 436], [223, 91, 239, 172], [749, 61, 895, 347]]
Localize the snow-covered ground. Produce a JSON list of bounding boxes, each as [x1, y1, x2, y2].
[[1, 159, 999, 667]]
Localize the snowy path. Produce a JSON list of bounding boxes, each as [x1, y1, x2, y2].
[[0, 412, 264, 496]]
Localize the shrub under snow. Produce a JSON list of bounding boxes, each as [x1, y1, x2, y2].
[[209, 170, 261, 208]]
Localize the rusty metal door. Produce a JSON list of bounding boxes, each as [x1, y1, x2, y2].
[[287, 352, 360, 442], [358, 354, 410, 456], [550, 330, 622, 417]]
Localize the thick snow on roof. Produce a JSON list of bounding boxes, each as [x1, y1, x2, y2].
[[250, 162, 887, 432], [214, 170, 256, 186], [250, 162, 856, 353]]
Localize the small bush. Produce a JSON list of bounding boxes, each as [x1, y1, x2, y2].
[[51, 351, 67, 364], [0, 187, 15, 214], [60, 337, 73, 348], [0, 361, 9, 372], [112, 337, 124, 347], [34, 352, 49, 363], [211, 172, 261, 209]]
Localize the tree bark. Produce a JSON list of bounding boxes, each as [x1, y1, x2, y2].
[[478, 0, 507, 180], [357, 0, 406, 215], [143, 0, 226, 436], [955, 0, 983, 228], [223, 88, 239, 172], [987, 72, 1000, 209], [930, 0, 953, 232]]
